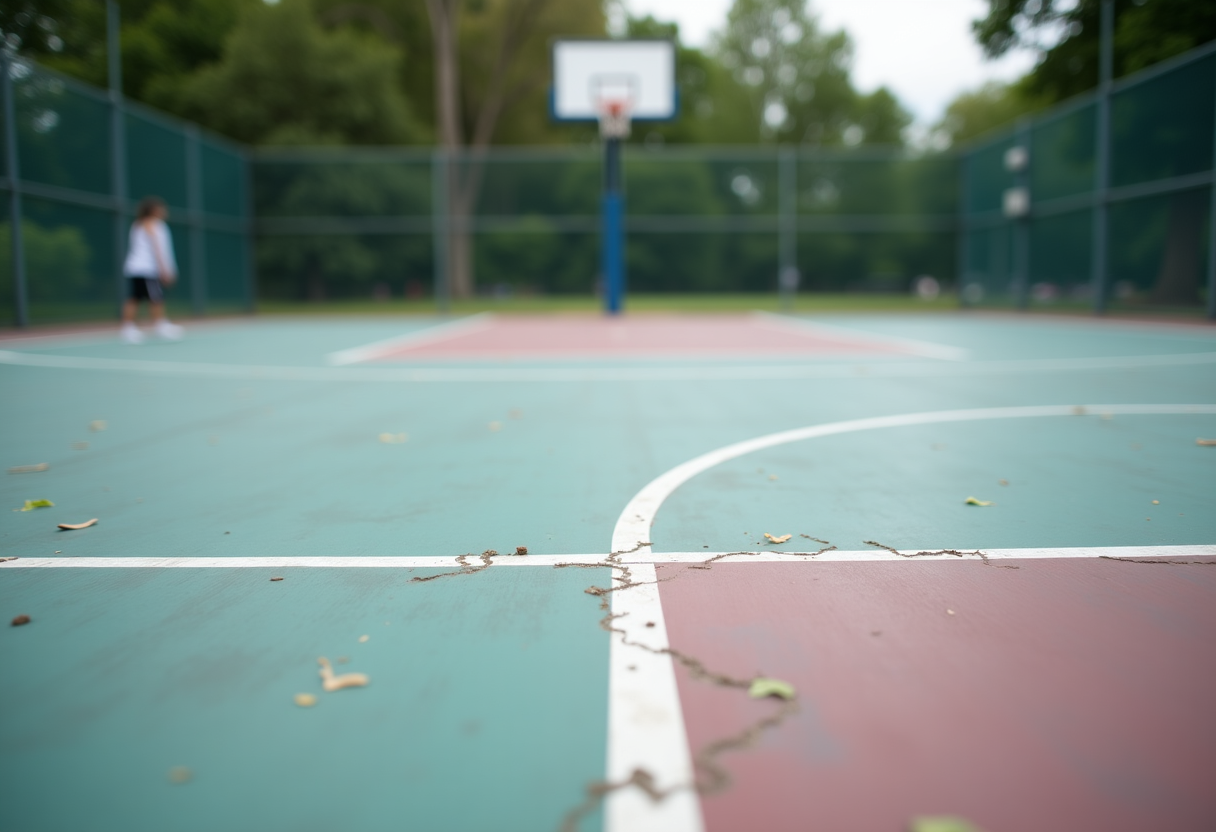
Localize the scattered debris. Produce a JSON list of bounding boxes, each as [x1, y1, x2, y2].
[[1100, 412, 1113, 421], [207, 435, 220, 445], [515, 546, 528, 555], [57, 518, 98, 531], [269, 577, 284, 582], [1071, 405, 1087, 415], [379, 432, 407, 444], [167, 767, 192, 784], [964, 496, 994, 506], [908, 817, 987, 832], [1195, 438, 1216, 446], [1151, 500, 1159, 505], [71, 442, 89, 450], [763, 533, 791, 544], [358, 634, 369, 643], [1100, 556, 1216, 566], [19, 499, 54, 512], [947, 609, 956, 616], [998, 479, 1009, 486], [488, 421, 502, 432], [871, 630, 882, 636], [293, 693, 316, 707], [318, 657, 369, 691], [11, 615, 31, 626], [508, 409, 523, 419], [768, 475, 778, 481], [8, 463, 48, 474], [88, 420, 108, 432], [748, 677, 796, 700]]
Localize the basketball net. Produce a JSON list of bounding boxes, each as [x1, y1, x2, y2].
[[597, 98, 633, 139]]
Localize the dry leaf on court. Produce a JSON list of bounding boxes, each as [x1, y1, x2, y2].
[[89, 420, 107, 432], [1197, 438, 1216, 446], [20, 499, 54, 512], [964, 497, 994, 506], [57, 518, 98, 530], [379, 432, 407, 444], [317, 656, 369, 692], [294, 693, 317, 707], [748, 677, 796, 700], [763, 533, 792, 544], [11, 614, 31, 626], [8, 463, 48, 474], [358, 634, 369, 643]]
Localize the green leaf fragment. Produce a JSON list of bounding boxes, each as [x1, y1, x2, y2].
[[20, 499, 54, 511], [964, 496, 994, 506], [908, 816, 987, 832], [748, 677, 796, 700]]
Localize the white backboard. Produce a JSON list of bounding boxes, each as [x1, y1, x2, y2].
[[552, 39, 677, 121]]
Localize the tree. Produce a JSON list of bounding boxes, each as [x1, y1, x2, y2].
[[973, 0, 1216, 304], [423, 0, 605, 298], [933, 81, 1043, 148], [182, 0, 421, 146], [974, 0, 1216, 102], [710, 0, 909, 145]]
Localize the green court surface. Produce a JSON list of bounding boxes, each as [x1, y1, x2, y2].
[[1, 312, 1214, 832]]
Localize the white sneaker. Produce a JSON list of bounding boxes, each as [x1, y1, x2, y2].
[[156, 320, 184, 341], [121, 324, 144, 345]]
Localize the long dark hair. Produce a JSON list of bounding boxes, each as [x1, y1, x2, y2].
[[136, 196, 165, 220]]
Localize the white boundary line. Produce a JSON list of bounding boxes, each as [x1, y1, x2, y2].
[[4, 545, 1212, 569], [324, 313, 493, 365], [611, 403, 1216, 558], [752, 311, 970, 361], [2, 348, 1214, 382]]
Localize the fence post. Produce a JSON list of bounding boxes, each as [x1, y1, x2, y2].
[[242, 149, 255, 312], [431, 148, 450, 314], [1091, 0, 1114, 315], [2, 51, 28, 327], [778, 146, 798, 311], [1012, 120, 1032, 310], [1208, 57, 1216, 320], [184, 124, 206, 317], [107, 0, 128, 318], [957, 149, 970, 307]]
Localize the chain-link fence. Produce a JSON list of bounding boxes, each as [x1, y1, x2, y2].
[[2, 41, 1214, 326], [961, 42, 1216, 316], [0, 54, 251, 326]]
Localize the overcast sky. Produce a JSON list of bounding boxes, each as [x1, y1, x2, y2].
[[624, 0, 1040, 125]]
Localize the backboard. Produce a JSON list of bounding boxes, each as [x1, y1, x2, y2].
[[551, 39, 677, 123]]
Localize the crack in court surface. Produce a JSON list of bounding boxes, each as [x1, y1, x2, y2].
[[863, 540, 1021, 569]]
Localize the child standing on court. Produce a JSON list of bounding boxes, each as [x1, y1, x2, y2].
[[121, 196, 184, 343]]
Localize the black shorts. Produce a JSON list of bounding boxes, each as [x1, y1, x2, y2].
[[128, 277, 164, 302]]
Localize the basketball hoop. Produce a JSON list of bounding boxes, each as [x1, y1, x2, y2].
[[597, 98, 633, 139]]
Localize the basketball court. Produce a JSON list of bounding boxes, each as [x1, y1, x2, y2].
[[2, 311, 1214, 832]]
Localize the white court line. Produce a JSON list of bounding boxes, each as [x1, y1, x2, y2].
[[5, 545, 1212, 569], [2, 348, 1215, 382], [752, 311, 970, 361], [611, 403, 1216, 558], [324, 313, 493, 365]]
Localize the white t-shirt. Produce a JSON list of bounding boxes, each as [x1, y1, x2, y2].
[[123, 219, 177, 279]]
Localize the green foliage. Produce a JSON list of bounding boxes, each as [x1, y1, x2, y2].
[[182, 0, 421, 145], [972, 0, 1216, 104], [0, 221, 92, 302], [709, 0, 910, 145], [934, 81, 1044, 147]]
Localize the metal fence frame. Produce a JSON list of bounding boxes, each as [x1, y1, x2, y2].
[[3, 33, 1215, 324]]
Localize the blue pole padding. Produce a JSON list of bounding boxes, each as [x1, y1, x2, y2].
[[602, 192, 624, 314]]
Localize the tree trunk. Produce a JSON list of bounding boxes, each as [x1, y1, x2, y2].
[[1149, 189, 1204, 305]]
